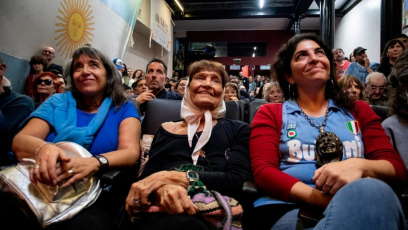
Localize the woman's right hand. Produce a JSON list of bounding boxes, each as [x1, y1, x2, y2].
[[30, 143, 70, 186], [227, 96, 239, 101]]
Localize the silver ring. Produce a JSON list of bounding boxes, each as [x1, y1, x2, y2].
[[325, 183, 333, 187], [34, 165, 40, 169], [134, 198, 141, 207], [68, 169, 74, 175]]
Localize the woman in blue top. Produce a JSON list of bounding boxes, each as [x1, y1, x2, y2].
[[13, 46, 141, 229]]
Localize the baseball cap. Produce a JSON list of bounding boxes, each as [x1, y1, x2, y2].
[[353, 47, 367, 57], [113, 58, 123, 70]]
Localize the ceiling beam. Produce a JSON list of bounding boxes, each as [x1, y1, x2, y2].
[[285, 0, 314, 32], [337, 0, 362, 16]]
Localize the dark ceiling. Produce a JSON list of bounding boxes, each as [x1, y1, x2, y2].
[[165, 0, 361, 21]]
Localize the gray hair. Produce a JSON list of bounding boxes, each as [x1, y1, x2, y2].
[[366, 72, 387, 85], [263, 81, 281, 100]]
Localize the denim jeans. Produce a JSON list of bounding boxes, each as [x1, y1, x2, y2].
[[272, 178, 407, 230]]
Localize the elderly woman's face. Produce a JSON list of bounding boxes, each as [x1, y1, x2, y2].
[[177, 79, 187, 97], [73, 54, 107, 98], [343, 81, 361, 101], [36, 75, 55, 95], [189, 70, 223, 110], [267, 85, 284, 103], [288, 40, 330, 88]]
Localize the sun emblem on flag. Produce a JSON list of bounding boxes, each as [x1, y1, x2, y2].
[[55, 0, 95, 59]]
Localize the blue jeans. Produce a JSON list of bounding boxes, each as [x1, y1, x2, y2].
[[272, 178, 407, 230]]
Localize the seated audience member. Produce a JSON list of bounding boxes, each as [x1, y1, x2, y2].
[[56, 74, 67, 93], [345, 47, 378, 84], [145, 58, 182, 100], [338, 75, 367, 102], [172, 70, 179, 80], [224, 82, 241, 101], [12, 46, 141, 230], [127, 67, 133, 80], [365, 72, 388, 106], [0, 57, 34, 166], [175, 77, 187, 97], [253, 84, 265, 101], [378, 39, 405, 77], [250, 34, 407, 230], [125, 60, 252, 230], [132, 69, 145, 82], [131, 77, 150, 120], [255, 74, 263, 88], [394, 33, 408, 48], [32, 72, 60, 108], [238, 71, 249, 91], [42, 46, 63, 74], [24, 55, 47, 97], [122, 63, 131, 86], [230, 76, 251, 100], [123, 84, 133, 97], [263, 81, 284, 103], [113, 58, 124, 77], [248, 75, 256, 93], [166, 78, 178, 91], [332, 48, 350, 80], [382, 49, 408, 169], [132, 78, 148, 96], [349, 52, 355, 62]]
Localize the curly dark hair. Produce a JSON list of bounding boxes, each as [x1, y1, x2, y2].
[[69, 46, 126, 108], [388, 49, 408, 119], [272, 33, 350, 110], [29, 55, 47, 74], [132, 69, 145, 80]]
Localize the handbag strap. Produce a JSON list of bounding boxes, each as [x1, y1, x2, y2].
[[213, 191, 233, 230]]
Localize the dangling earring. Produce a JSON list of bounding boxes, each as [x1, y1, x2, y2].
[[288, 84, 295, 98], [329, 79, 335, 87]]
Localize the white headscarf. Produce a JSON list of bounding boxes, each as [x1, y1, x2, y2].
[[180, 78, 226, 165]]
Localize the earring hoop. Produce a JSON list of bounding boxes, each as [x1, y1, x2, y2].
[[288, 84, 295, 98]]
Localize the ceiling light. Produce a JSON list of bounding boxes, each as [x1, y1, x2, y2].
[[175, 0, 184, 12], [254, 47, 257, 50], [259, 0, 264, 9]]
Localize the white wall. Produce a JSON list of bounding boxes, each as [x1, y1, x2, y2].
[[335, 0, 381, 63], [122, 0, 173, 77]]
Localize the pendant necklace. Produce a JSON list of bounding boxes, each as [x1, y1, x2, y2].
[[195, 133, 206, 158], [297, 101, 343, 168]]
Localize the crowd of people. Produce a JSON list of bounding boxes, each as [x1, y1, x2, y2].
[[0, 32, 407, 230]]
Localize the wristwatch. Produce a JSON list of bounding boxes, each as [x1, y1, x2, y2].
[[93, 155, 109, 172], [186, 170, 199, 186]]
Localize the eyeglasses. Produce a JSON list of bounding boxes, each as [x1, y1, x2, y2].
[[370, 85, 386, 91], [36, 79, 54, 85], [42, 50, 54, 54]]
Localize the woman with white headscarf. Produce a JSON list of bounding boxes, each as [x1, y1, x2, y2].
[[125, 60, 252, 230]]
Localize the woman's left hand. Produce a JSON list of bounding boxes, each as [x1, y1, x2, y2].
[[312, 158, 364, 195], [125, 171, 188, 216], [56, 156, 100, 187], [155, 184, 198, 215]]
